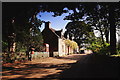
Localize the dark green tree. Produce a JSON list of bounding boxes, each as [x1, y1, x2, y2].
[[64, 21, 93, 47], [2, 2, 119, 55], [63, 2, 119, 55], [2, 3, 44, 52]]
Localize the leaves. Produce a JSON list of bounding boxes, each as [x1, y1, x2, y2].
[[65, 21, 93, 46], [65, 39, 78, 49]]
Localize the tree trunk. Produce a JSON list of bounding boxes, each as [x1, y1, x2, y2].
[[109, 3, 116, 55], [7, 19, 16, 53], [99, 24, 105, 47], [100, 29, 105, 47], [8, 34, 16, 53], [105, 29, 109, 43]]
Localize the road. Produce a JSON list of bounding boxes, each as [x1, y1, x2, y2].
[[2, 53, 120, 80]]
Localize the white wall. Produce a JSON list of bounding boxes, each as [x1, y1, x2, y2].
[[58, 38, 66, 56]]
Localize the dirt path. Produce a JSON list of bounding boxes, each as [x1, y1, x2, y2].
[[2, 54, 86, 79], [2, 53, 120, 80], [60, 54, 120, 79]]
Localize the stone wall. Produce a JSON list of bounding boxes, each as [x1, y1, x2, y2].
[[32, 52, 49, 59], [2, 52, 50, 63], [53, 52, 59, 57]]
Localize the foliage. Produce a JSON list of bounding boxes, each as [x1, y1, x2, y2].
[[71, 41, 78, 49], [88, 38, 102, 52], [2, 41, 8, 52], [15, 42, 27, 52], [65, 39, 71, 46], [2, 3, 45, 53], [14, 14, 44, 52], [2, 13, 44, 52], [117, 48, 120, 55], [111, 48, 120, 57], [98, 44, 110, 55], [2, 52, 27, 63], [65, 39, 78, 49], [65, 21, 93, 46], [63, 3, 119, 54], [2, 2, 119, 55], [88, 37, 110, 55]]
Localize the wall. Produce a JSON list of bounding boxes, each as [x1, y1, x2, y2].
[[53, 51, 59, 57], [32, 52, 49, 59], [42, 28, 58, 56], [65, 46, 74, 55], [58, 38, 66, 56]]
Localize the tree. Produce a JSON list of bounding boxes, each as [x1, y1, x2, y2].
[[3, 2, 119, 55], [63, 2, 119, 55], [2, 3, 44, 52], [84, 3, 110, 47], [108, 3, 116, 55], [15, 15, 44, 52], [64, 21, 93, 46]]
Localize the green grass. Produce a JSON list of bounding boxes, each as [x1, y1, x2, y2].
[[111, 54, 120, 57]]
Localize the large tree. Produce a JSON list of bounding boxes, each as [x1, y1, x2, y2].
[[2, 2, 119, 54], [63, 2, 119, 54], [2, 2, 44, 52], [64, 21, 93, 47]]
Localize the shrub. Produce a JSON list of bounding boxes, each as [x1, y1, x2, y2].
[[2, 41, 8, 52], [88, 38, 110, 55], [97, 44, 110, 55], [2, 52, 27, 63], [65, 39, 78, 49]]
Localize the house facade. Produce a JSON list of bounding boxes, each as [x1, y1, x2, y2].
[[42, 22, 75, 57]]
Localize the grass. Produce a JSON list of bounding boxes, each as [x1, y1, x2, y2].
[[111, 54, 120, 57]]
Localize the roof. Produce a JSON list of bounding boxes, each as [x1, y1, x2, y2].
[[42, 22, 64, 39], [49, 28, 61, 38], [49, 28, 56, 32], [49, 28, 64, 39]]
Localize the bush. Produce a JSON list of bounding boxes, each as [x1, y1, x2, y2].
[[97, 45, 110, 55], [2, 52, 27, 63], [65, 39, 78, 49], [117, 48, 120, 55], [15, 42, 27, 52], [88, 38, 110, 55], [2, 41, 8, 52]]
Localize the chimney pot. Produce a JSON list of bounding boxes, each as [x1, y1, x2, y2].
[[45, 21, 51, 28]]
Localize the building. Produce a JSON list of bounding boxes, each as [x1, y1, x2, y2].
[[42, 21, 76, 57]]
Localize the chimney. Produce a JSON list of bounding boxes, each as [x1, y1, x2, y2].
[[45, 21, 51, 29]]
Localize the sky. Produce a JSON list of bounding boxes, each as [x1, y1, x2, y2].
[[36, 11, 71, 32], [36, 10, 119, 43]]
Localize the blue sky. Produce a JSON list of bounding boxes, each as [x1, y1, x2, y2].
[[36, 11, 119, 42], [36, 11, 71, 32]]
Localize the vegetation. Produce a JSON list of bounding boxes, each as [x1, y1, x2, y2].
[[64, 21, 93, 46], [63, 3, 119, 55], [2, 3, 44, 53], [2, 2, 120, 63], [2, 3, 45, 63], [65, 39, 78, 49]]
